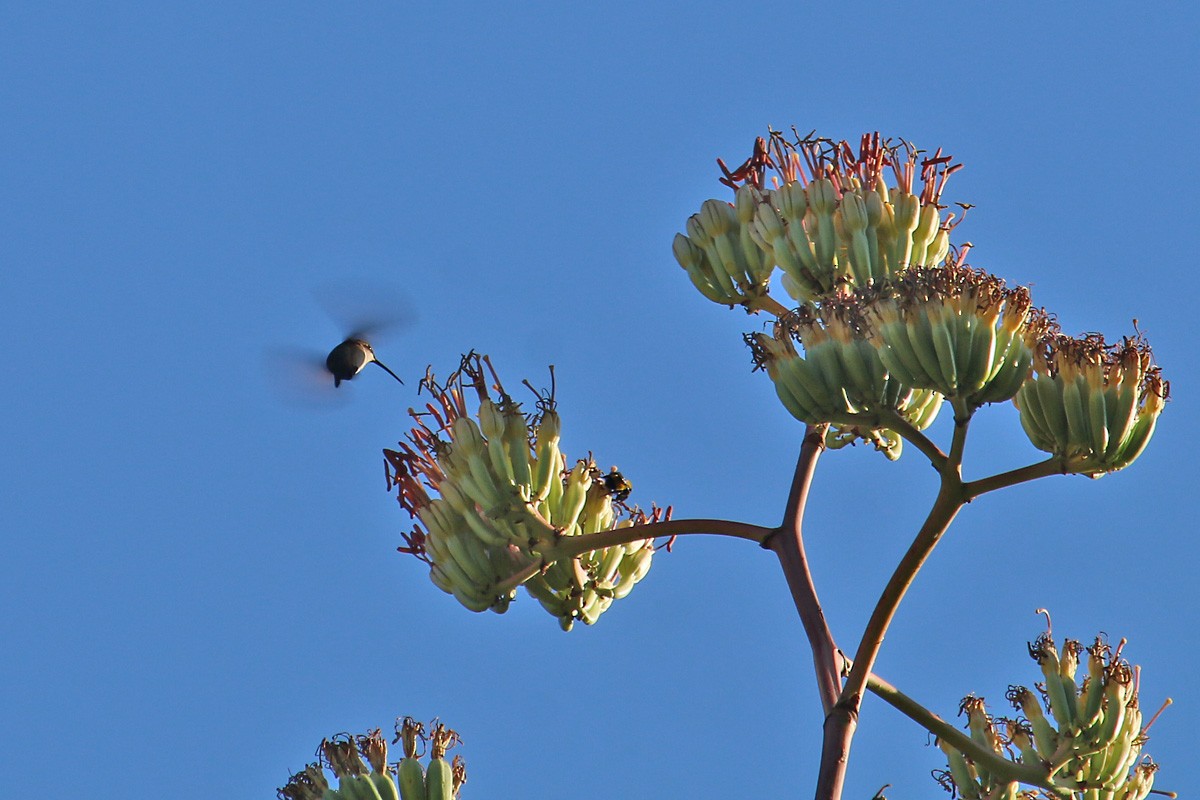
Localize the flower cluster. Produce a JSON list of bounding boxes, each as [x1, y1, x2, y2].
[[748, 300, 942, 459], [278, 718, 466, 800], [673, 131, 966, 308], [935, 630, 1165, 800], [386, 354, 664, 629], [675, 130, 1167, 468], [1015, 331, 1167, 476]]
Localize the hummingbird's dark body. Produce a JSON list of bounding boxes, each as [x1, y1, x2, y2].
[[325, 338, 404, 387]]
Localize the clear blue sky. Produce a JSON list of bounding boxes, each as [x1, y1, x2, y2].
[[3, 3, 1196, 798]]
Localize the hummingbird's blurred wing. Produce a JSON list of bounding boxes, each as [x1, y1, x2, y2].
[[312, 282, 416, 342], [263, 346, 352, 409]]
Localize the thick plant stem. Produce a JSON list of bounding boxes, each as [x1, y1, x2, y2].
[[767, 424, 841, 714], [947, 399, 971, 468], [813, 475, 966, 800]]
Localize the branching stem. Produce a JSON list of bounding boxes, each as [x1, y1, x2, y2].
[[750, 294, 793, 318], [767, 424, 841, 714], [964, 455, 1065, 500], [815, 471, 966, 800], [947, 399, 972, 471], [880, 409, 947, 470]]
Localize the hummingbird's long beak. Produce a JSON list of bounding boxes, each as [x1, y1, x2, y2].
[[372, 358, 405, 385]]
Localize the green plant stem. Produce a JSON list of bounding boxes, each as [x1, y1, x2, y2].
[[494, 559, 545, 596], [766, 424, 841, 714], [947, 399, 971, 470], [963, 455, 1064, 501], [750, 294, 793, 318], [815, 474, 966, 800], [880, 409, 947, 470], [865, 673, 1071, 798]]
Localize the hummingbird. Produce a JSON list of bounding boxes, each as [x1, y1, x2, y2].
[[325, 337, 404, 387], [266, 283, 413, 405]]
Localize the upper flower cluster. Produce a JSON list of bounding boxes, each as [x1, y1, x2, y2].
[[675, 129, 1167, 472], [674, 130, 967, 309]]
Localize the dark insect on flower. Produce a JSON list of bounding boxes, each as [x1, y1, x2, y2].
[[600, 467, 633, 503]]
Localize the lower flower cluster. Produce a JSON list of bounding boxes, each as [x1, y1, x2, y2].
[[279, 718, 465, 800], [936, 627, 1165, 800]]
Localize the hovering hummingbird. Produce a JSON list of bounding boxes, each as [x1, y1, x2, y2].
[[266, 284, 413, 405], [324, 337, 404, 387]]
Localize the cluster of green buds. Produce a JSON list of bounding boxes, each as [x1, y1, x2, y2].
[[671, 180, 777, 311], [1013, 332, 1167, 476], [673, 130, 966, 309], [386, 354, 665, 630], [859, 261, 1056, 408], [278, 718, 466, 800], [675, 129, 1169, 470], [934, 628, 1167, 800], [748, 299, 942, 459]]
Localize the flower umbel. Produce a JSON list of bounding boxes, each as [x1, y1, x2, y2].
[[860, 259, 1056, 407], [386, 354, 664, 628], [748, 298, 942, 459], [278, 719, 467, 800], [674, 130, 969, 310], [934, 625, 1169, 800], [1013, 330, 1167, 476]]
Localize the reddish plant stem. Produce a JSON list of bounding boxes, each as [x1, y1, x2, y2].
[[766, 424, 841, 715], [547, 517, 770, 561]]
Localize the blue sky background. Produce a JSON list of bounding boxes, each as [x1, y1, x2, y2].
[[3, 3, 1196, 798]]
